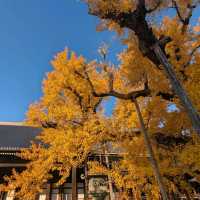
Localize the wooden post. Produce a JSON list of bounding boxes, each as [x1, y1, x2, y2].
[[46, 183, 52, 200], [133, 98, 169, 200], [35, 193, 40, 200], [84, 160, 89, 200], [128, 189, 134, 200], [72, 167, 77, 200], [0, 192, 5, 200], [104, 146, 115, 200], [58, 187, 63, 200]]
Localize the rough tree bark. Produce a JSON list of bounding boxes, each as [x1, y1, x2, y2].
[[87, 0, 200, 135], [152, 43, 200, 134]]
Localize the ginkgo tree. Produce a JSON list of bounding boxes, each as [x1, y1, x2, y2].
[[1, 43, 200, 199], [0, 50, 110, 200], [85, 0, 200, 135], [82, 0, 200, 198], [1, 1, 200, 199], [0, 47, 164, 199]]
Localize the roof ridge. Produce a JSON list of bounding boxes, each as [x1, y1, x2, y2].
[[0, 122, 25, 126]]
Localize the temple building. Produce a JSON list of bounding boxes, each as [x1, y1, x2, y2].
[[0, 122, 121, 200]]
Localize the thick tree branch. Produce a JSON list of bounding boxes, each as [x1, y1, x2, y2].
[[156, 91, 175, 100], [88, 1, 168, 66], [155, 132, 191, 149], [87, 1, 200, 135], [159, 36, 172, 48], [41, 119, 84, 129], [81, 62, 175, 101]]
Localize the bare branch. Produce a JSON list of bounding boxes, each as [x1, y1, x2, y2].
[[146, 111, 152, 129], [74, 70, 85, 79], [189, 44, 200, 58], [172, 0, 196, 33], [184, 44, 200, 68], [87, 0, 161, 66], [93, 97, 103, 113], [146, 0, 162, 13], [101, 63, 114, 91], [65, 86, 84, 110], [63, 120, 83, 126], [83, 63, 175, 101], [84, 69, 150, 100], [172, 0, 185, 23], [41, 121, 57, 129]]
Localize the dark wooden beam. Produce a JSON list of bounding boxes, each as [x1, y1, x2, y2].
[[0, 163, 26, 167]]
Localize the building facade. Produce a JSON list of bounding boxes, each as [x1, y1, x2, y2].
[[0, 123, 122, 200]]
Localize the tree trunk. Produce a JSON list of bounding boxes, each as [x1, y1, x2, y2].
[[132, 98, 169, 200], [153, 44, 200, 134], [87, 0, 200, 134]]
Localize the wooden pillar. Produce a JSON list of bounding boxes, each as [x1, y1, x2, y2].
[[128, 189, 134, 200], [104, 149, 115, 200], [58, 187, 63, 200], [35, 193, 40, 200], [84, 160, 89, 200], [0, 192, 5, 200], [72, 167, 77, 200], [46, 183, 52, 200]]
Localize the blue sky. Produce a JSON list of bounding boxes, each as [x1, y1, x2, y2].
[[0, 1, 199, 121], [0, 0, 121, 121]]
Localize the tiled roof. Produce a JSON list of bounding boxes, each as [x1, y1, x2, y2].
[[0, 123, 41, 150]]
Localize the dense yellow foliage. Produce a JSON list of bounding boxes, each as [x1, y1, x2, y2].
[[1, 1, 200, 199]]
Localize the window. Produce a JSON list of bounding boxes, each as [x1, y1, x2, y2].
[[65, 194, 72, 200], [78, 194, 84, 200], [3, 190, 15, 200], [38, 193, 46, 200], [62, 194, 84, 200], [51, 189, 59, 200]]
